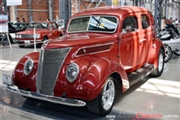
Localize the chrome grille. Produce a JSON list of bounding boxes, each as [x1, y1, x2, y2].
[[21, 34, 33, 38], [36, 48, 70, 95]]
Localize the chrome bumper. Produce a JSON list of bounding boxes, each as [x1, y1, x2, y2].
[[5, 85, 86, 107]]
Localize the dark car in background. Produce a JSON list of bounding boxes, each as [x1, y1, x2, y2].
[[0, 22, 29, 45]]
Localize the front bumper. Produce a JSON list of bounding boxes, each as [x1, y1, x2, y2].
[[3, 74, 86, 107]]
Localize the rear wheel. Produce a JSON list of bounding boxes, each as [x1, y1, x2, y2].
[[150, 49, 164, 77], [164, 44, 172, 62], [87, 77, 115, 115]]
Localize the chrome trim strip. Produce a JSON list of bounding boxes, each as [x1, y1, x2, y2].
[[75, 42, 113, 57], [6, 85, 86, 107]]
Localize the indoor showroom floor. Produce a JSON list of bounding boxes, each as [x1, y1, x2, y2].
[[0, 44, 180, 120]]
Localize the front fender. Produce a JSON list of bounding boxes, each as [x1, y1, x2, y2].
[[12, 52, 39, 92], [80, 57, 128, 100]]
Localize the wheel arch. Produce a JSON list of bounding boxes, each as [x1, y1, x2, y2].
[[148, 38, 165, 67], [43, 35, 48, 40]]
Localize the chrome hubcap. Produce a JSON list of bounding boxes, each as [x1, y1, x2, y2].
[[102, 78, 115, 111], [158, 53, 164, 72]]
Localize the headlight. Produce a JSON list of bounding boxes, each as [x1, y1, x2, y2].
[[24, 59, 34, 76], [66, 63, 79, 83], [16, 34, 22, 38]]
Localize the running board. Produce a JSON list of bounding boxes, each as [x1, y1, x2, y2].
[[128, 64, 154, 86]]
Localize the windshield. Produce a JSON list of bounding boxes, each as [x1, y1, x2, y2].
[[68, 16, 118, 33], [27, 22, 48, 29]]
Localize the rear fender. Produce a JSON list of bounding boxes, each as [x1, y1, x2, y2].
[[148, 38, 165, 68]]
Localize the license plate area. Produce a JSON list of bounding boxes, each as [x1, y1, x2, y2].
[[2, 74, 13, 86], [24, 40, 30, 44]]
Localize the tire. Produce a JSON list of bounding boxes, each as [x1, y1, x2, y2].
[[87, 77, 115, 116], [174, 50, 180, 56], [37, 37, 48, 47], [164, 44, 172, 62], [18, 44, 25, 48], [150, 49, 164, 77]]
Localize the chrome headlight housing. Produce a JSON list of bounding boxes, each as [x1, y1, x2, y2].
[[24, 59, 34, 76], [66, 63, 79, 83]]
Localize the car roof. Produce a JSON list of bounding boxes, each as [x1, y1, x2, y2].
[[73, 6, 149, 17]]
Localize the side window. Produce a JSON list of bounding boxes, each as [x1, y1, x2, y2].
[[122, 16, 138, 33], [53, 23, 58, 29], [141, 14, 150, 29]]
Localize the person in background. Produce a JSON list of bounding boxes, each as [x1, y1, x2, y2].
[[176, 19, 180, 33], [169, 17, 173, 24], [22, 18, 26, 22], [46, 18, 50, 22], [16, 17, 20, 22]]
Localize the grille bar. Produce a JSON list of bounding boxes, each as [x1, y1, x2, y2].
[[36, 48, 70, 95]]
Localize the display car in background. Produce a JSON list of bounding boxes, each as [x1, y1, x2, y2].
[[15, 21, 63, 48], [3, 6, 165, 116]]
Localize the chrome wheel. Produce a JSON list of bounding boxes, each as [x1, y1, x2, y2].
[[102, 78, 115, 111], [158, 52, 164, 72], [164, 44, 172, 62], [150, 49, 164, 77], [87, 77, 116, 115]]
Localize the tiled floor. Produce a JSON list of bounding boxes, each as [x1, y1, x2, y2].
[[0, 44, 180, 120]]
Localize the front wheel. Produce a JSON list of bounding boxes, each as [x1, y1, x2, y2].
[[87, 77, 115, 115], [150, 49, 164, 77]]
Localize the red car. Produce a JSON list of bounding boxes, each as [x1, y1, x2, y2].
[[3, 6, 165, 115], [16, 21, 63, 48]]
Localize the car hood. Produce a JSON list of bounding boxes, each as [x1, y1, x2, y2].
[[16, 28, 49, 34], [43, 33, 117, 49]]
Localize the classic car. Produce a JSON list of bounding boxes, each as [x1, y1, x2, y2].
[[15, 21, 63, 48], [3, 6, 165, 116]]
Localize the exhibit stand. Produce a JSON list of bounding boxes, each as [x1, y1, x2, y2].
[[0, 15, 12, 49]]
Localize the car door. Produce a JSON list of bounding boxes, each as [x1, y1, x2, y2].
[[137, 13, 151, 67], [52, 22, 60, 38], [119, 15, 139, 73]]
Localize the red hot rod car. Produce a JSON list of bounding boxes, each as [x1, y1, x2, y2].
[[3, 6, 165, 115]]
